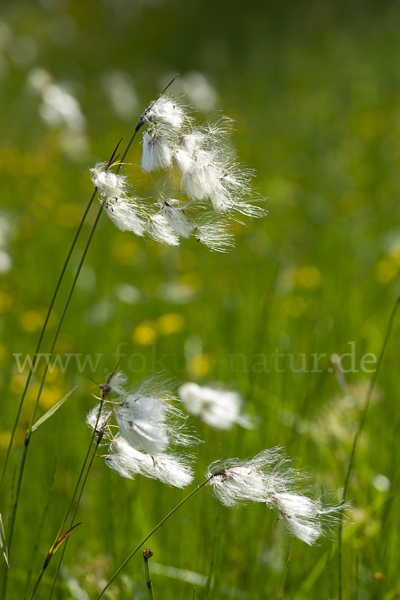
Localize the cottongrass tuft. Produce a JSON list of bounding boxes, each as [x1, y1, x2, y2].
[[105, 436, 194, 488], [206, 448, 346, 545], [87, 373, 199, 488], [90, 89, 267, 251]]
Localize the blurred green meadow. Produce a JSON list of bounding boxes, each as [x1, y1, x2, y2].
[[1, 0, 400, 598]]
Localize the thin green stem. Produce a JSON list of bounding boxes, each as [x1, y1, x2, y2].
[[46, 407, 105, 600], [1, 206, 104, 600], [1, 189, 97, 487], [143, 551, 155, 600], [95, 477, 212, 600], [338, 295, 400, 600], [278, 538, 295, 600]]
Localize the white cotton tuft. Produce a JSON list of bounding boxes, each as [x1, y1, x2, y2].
[[116, 417, 169, 455], [90, 163, 128, 198], [115, 393, 170, 454], [147, 212, 180, 246], [141, 130, 172, 172], [103, 197, 146, 236], [86, 404, 109, 434], [193, 214, 235, 253], [106, 371, 129, 396], [206, 447, 346, 545], [161, 201, 193, 238], [106, 436, 194, 487], [145, 96, 185, 129]]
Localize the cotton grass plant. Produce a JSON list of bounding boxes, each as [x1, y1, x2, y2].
[[3, 74, 385, 600]]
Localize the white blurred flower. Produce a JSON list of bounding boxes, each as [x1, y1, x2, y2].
[[179, 382, 257, 430]]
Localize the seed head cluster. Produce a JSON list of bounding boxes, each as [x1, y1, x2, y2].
[[206, 448, 345, 545], [86, 373, 198, 488], [90, 96, 266, 251]]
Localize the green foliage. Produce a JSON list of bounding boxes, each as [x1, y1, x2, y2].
[[1, 1, 400, 598]]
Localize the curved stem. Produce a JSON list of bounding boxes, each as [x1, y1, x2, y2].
[[95, 477, 212, 600], [1, 205, 104, 600], [1, 190, 97, 487], [338, 295, 400, 600]]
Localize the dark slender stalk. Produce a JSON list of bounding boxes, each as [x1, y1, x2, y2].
[[1, 189, 97, 487], [95, 477, 212, 600], [278, 538, 296, 600], [338, 295, 400, 600], [143, 549, 155, 600]]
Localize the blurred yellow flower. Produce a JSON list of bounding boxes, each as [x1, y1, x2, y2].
[[132, 322, 158, 345], [187, 354, 211, 378], [19, 308, 56, 333], [157, 313, 185, 335]]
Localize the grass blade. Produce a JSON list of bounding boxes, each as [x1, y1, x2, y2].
[[31, 387, 78, 434], [28, 524, 82, 600]]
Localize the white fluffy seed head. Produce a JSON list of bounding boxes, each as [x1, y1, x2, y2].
[[110, 375, 199, 456], [147, 212, 180, 246], [161, 201, 193, 238], [145, 96, 185, 129], [206, 447, 345, 545], [106, 436, 194, 487], [193, 213, 234, 253], [86, 403, 110, 440], [268, 492, 345, 546], [116, 416, 169, 455], [207, 463, 267, 508], [90, 163, 128, 198], [103, 197, 146, 236], [141, 130, 173, 172], [115, 393, 169, 454]]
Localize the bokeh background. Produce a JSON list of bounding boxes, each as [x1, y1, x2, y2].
[[1, 0, 400, 598]]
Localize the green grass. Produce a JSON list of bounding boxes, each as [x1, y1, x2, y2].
[[2, 1, 400, 598]]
